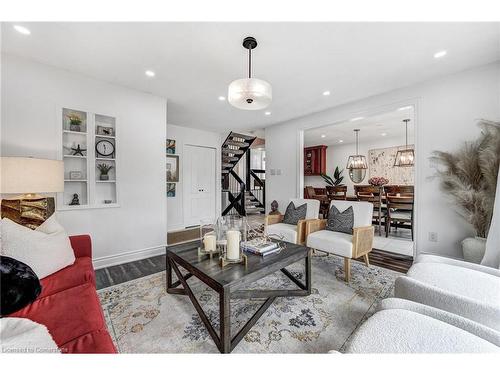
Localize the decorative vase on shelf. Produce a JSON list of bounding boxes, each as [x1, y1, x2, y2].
[[100, 174, 109, 181], [70, 123, 81, 132], [461, 236, 487, 264]]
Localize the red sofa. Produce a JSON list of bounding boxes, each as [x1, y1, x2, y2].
[[8, 235, 117, 353]]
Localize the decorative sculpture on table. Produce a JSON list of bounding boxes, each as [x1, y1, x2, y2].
[[269, 200, 281, 215], [69, 193, 80, 206]]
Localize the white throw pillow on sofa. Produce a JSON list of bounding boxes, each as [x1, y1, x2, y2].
[[0, 215, 75, 279]]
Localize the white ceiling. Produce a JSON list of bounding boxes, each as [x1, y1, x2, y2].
[[2, 22, 499, 133], [304, 107, 415, 146]]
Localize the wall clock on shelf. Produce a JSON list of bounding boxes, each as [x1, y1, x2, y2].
[[96, 139, 115, 158]]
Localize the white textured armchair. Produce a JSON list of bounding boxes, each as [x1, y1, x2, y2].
[[344, 298, 500, 353], [265, 199, 320, 245], [395, 166, 500, 331], [306, 200, 374, 282]]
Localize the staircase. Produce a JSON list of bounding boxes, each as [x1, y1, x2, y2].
[[221, 132, 265, 216], [221, 132, 256, 175]]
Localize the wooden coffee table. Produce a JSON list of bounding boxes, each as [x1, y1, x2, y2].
[[166, 242, 311, 353]]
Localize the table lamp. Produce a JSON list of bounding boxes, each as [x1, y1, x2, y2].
[[1, 157, 64, 228]]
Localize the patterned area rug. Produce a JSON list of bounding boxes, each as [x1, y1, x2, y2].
[[98, 254, 400, 353]]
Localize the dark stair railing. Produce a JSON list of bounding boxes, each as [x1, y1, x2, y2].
[[221, 132, 257, 216], [248, 168, 265, 213]]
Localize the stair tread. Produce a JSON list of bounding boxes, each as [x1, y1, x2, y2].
[[222, 148, 244, 155], [230, 132, 256, 141], [225, 140, 249, 147]]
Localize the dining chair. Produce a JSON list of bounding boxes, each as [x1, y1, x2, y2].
[[304, 186, 329, 218], [326, 185, 347, 201], [383, 185, 399, 196], [356, 186, 385, 235], [385, 195, 414, 240], [398, 185, 414, 196], [354, 185, 372, 197]]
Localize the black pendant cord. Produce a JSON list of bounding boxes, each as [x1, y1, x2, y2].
[[403, 119, 410, 148], [248, 47, 252, 79], [406, 121, 408, 148], [355, 130, 359, 155]]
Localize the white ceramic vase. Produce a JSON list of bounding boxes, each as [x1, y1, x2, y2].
[[461, 236, 487, 264]]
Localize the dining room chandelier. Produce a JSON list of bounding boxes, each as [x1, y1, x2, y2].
[[394, 119, 415, 167], [346, 129, 368, 170], [346, 129, 368, 183], [228, 36, 272, 110]]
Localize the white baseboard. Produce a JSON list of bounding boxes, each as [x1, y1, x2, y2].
[[93, 244, 166, 270]]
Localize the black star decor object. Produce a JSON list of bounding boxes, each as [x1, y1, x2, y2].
[[71, 144, 86, 156]]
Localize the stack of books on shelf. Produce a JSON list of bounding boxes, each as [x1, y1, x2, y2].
[[241, 240, 280, 256]]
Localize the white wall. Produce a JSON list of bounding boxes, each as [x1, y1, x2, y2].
[[166, 124, 222, 231], [304, 135, 409, 194], [1, 54, 167, 268], [266, 62, 500, 258]]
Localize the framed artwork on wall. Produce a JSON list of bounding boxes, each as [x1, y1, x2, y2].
[[166, 139, 176, 154], [167, 183, 176, 197], [166, 155, 179, 182], [96, 125, 115, 136]]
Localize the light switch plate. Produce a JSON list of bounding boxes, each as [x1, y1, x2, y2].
[[428, 232, 438, 242]]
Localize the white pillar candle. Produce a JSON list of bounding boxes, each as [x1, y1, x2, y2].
[[226, 230, 241, 260], [203, 234, 216, 252]]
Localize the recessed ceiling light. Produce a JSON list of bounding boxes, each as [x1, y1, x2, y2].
[[145, 70, 155, 77], [264, 111, 271, 116], [338, 140, 344, 143], [218, 96, 226, 101], [398, 106, 412, 111], [350, 117, 364, 122], [321, 134, 326, 138], [13, 25, 31, 35], [322, 90, 331, 96], [381, 133, 387, 136], [434, 50, 447, 59]]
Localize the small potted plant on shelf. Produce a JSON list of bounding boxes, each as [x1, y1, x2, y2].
[[97, 163, 113, 181], [368, 176, 389, 186], [67, 113, 83, 132]]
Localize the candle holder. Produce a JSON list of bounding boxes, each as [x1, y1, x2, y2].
[[198, 219, 219, 257], [216, 215, 248, 267]]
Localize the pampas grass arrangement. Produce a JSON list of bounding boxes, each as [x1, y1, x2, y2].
[[431, 119, 500, 238]]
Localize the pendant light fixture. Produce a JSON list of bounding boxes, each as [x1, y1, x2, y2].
[[394, 119, 415, 167], [228, 36, 272, 110], [346, 129, 368, 183]]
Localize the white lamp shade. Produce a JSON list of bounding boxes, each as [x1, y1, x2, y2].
[[0, 157, 64, 194], [228, 78, 272, 110]]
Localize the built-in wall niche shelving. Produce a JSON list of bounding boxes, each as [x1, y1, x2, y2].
[[57, 107, 119, 210]]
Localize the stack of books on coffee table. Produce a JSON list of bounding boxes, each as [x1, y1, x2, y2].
[[241, 240, 281, 257]]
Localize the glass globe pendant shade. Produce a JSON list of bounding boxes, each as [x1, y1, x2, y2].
[[394, 149, 415, 167], [228, 78, 272, 110]]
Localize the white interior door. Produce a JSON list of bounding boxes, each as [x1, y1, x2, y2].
[[183, 144, 216, 227]]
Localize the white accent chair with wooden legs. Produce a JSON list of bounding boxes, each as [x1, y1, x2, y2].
[[265, 199, 320, 245], [306, 201, 374, 282]]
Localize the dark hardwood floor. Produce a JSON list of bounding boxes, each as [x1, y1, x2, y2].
[[95, 242, 412, 290]]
